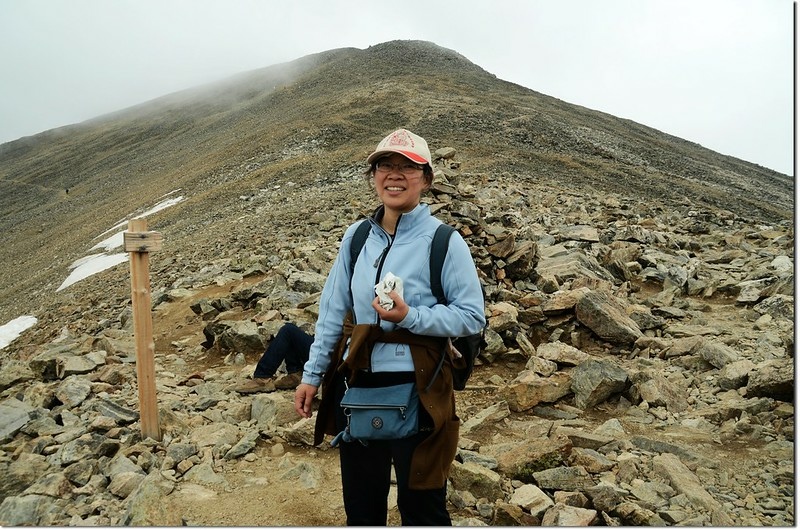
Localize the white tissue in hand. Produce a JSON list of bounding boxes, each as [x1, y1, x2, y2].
[[375, 272, 403, 310]]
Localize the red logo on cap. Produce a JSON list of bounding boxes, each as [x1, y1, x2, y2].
[[385, 130, 414, 148]]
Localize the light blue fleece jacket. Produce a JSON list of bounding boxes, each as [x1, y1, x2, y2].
[[301, 203, 486, 387]]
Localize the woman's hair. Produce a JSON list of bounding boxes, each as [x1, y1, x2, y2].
[[363, 160, 434, 189]]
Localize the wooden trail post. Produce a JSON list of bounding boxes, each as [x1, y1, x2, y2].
[[124, 218, 163, 441]]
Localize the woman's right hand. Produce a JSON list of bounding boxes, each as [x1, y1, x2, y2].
[[294, 383, 318, 418]]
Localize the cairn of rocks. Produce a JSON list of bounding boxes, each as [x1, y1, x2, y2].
[[0, 146, 793, 526]]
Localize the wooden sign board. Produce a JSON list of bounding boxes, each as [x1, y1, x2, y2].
[[124, 230, 163, 252]]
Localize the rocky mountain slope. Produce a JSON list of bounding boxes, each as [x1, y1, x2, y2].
[[0, 40, 794, 526], [0, 41, 791, 323]]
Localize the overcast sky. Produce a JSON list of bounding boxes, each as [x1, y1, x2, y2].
[[0, 0, 793, 175]]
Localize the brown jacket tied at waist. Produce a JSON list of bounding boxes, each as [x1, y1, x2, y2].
[[314, 315, 461, 490]]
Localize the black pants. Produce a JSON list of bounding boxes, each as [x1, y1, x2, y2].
[[334, 372, 451, 526], [253, 323, 313, 378]]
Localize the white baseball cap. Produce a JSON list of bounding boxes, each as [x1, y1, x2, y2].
[[366, 129, 432, 167]]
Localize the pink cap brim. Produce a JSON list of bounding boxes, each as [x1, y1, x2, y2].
[[367, 149, 429, 166]]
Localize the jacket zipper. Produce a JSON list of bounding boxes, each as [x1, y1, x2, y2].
[[373, 213, 402, 286], [372, 213, 403, 324], [373, 241, 392, 285]]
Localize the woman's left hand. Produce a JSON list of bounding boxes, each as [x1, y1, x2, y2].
[[372, 289, 409, 323]]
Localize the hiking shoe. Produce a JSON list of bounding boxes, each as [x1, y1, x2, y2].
[[273, 371, 302, 390], [234, 377, 276, 394]]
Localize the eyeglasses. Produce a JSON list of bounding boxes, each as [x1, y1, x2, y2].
[[374, 160, 424, 175]]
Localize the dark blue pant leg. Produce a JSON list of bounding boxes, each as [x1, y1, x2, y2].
[[253, 323, 314, 378], [283, 324, 314, 374]]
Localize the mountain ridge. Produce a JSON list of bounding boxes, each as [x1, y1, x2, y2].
[[0, 39, 792, 324]]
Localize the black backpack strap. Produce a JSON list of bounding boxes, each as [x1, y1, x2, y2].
[[349, 219, 371, 273], [347, 219, 372, 320], [424, 224, 456, 393], [429, 224, 455, 305]]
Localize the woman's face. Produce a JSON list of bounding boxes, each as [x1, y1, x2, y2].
[[372, 153, 429, 214]]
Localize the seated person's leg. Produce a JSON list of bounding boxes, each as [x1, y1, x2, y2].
[[273, 323, 314, 389]]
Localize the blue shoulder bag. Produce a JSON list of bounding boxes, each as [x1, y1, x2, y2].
[[330, 381, 419, 447]]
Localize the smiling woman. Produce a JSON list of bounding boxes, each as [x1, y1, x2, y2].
[[293, 128, 486, 525], [362, 129, 435, 234], [371, 152, 429, 228]]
